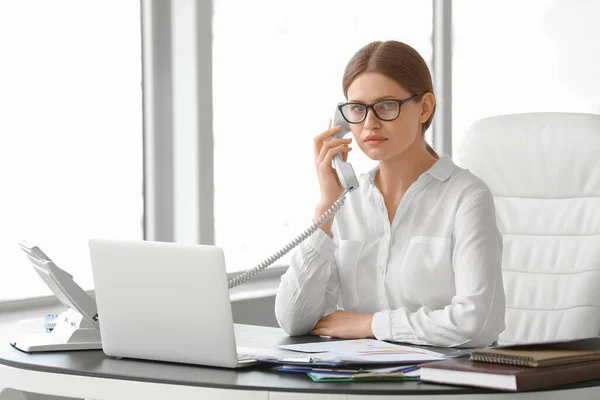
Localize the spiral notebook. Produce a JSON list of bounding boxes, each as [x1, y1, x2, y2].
[[420, 357, 600, 391], [470, 336, 600, 368]]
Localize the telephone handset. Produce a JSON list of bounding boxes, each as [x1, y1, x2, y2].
[[228, 104, 360, 288], [331, 102, 359, 192]]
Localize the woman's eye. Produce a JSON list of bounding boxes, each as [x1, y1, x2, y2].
[[349, 104, 366, 112], [380, 101, 398, 109]]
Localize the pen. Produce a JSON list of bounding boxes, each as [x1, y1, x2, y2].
[[313, 367, 362, 373], [349, 365, 421, 379], [279, 366, 362, 373], [280, 356, 314, 363], [399, 365, 420, 373]]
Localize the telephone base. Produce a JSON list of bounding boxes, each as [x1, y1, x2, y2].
[[9, 309, 102, 353], [10, 333, 102, 352]]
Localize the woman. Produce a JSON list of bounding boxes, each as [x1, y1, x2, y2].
[[275, 41, 506, 348]]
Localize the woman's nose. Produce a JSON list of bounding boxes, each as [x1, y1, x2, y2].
[[363, 108, 381, 130]]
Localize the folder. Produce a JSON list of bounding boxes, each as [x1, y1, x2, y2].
[[278, 364, 421, 382], [307, 373, 419, 382]]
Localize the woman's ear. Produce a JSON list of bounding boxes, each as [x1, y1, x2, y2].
[[419, 92, 436, 124]]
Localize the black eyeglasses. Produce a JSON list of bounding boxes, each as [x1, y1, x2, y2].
[[338, 95, 420, 124]]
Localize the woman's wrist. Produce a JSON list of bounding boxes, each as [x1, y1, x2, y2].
[[363, 314, 375, 338]]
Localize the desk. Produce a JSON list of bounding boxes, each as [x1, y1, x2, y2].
[[1, 322, 600, 400]]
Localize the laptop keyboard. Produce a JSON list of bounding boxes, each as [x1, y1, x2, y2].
[[237, 353, 256, 362]]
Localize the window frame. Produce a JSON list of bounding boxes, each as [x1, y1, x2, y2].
[[142, 0, 451, 292], [0, 0, 451, 306]]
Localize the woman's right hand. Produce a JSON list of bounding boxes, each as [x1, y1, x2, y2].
[[313, 121, 353, 234]]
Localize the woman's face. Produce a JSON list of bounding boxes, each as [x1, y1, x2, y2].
[[345, 72, 426, 162]]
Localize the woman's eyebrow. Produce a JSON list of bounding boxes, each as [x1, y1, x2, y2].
[[347, 95, 398, 103]]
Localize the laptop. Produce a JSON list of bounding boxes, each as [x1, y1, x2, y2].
[[88, 238, 258, 368]]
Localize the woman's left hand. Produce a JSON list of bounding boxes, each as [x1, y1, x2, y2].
[[310, 310, 374, 339]]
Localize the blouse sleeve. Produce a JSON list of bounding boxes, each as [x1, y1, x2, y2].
[[274, 228, 341, 336]]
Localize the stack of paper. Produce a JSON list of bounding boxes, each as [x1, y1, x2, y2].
[[278, 364, 422, 382], [254, 338, 469, 366]]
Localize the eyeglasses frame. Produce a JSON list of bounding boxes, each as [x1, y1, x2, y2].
[[337, 94, 421, 124]]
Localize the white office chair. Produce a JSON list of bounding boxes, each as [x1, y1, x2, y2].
[[458, 112, 600, 344]]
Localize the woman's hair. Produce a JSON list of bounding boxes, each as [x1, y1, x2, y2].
[[342, 41, 439, 159]]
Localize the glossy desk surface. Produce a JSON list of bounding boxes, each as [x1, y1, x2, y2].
[[1, 322, 600, 396]]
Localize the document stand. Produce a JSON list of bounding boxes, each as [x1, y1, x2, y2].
[[10, 241, 102, 352]]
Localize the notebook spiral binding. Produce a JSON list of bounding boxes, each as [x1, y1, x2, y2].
[[470, 353, 535, 367]]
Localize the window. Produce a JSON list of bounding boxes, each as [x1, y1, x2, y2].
[[0, 1, 143, 301], [213, 0, 433, 272], [452, 0, 600, 162]]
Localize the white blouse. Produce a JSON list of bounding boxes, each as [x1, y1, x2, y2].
[[275, 155, 506, 348]]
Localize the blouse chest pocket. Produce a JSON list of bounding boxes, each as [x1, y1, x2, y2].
[[400, 236, 455, 309], [336, 240, 365, 312]]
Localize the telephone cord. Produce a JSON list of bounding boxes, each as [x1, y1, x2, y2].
[[228, 189, 350, 289]]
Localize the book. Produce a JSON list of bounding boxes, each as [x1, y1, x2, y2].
[[470, 337, 600, 367], [419, 357, 600, 391]]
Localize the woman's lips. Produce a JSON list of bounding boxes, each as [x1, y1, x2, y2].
[[364, 135, 387, 145]]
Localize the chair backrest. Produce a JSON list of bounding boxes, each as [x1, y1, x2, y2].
[[458, 112, 600, 344]]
